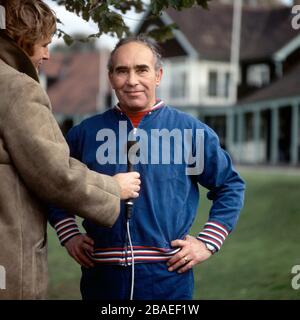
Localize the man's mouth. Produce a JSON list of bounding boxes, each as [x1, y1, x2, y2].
[[125, 91, 143, 95]]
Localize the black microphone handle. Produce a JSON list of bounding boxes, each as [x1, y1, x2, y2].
[[127, 161, 133, 173], [125, 140, 137, 219]]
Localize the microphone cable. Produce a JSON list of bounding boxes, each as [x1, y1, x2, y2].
[[126, 219, 135, 300], [126, 139, 137, 300]]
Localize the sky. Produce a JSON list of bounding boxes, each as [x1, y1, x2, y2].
[[46, 0, 295, 50], [45, 0, 143, 50]]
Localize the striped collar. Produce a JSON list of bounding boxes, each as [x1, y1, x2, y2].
[[114, 99, 165, 114]]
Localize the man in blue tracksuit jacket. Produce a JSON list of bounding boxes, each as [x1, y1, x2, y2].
[[48, 36, 245, 300]]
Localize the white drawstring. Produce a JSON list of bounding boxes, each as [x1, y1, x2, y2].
[[126, 220, 135, 300]]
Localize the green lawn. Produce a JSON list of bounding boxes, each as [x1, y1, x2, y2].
[[47, 169, 300, 299]]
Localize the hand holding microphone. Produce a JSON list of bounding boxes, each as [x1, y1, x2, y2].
[[113, 140, 139, 218], [113, 140, 140, 201], [113, 171, 140, 200], [125, 140, 138, 219]]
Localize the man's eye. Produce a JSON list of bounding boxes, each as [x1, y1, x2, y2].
[[117, 69, 127, 74], [138, 68, 148, 73]]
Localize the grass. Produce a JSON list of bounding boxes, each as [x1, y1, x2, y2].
[[47, 169, 300, 300], [47, 226, 82, 299]]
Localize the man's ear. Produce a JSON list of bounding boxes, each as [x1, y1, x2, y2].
[[156, 68, 163, 86], [108, 72, 115, 89]]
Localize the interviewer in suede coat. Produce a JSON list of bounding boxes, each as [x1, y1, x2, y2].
[[0, 0, 140, 299]]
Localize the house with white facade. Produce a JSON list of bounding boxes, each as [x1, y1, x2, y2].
[[135, 2, 300, 165]]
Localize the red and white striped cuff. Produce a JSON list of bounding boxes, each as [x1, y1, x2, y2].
[[54, 217, 81, 245], [197, 221, 229, 252]]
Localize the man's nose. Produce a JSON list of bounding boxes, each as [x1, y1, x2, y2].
[[127, 70, 138, 86]]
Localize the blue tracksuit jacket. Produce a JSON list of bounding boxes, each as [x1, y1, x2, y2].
[[48, 103, 245, 265]]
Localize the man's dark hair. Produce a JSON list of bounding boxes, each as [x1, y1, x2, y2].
[[107, 35, 163, 73]]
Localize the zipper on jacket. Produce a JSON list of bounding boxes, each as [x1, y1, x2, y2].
[[121, 116, 136, 267]]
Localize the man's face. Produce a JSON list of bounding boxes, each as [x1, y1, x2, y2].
[[109, 42, 162, 112], [29, 37, 51, 71]]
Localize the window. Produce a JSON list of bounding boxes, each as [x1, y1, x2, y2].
[[170, 70, 187, 99], [208, 71, 218, 97], [247, 64, 270, 87], [224, 72, 231, 98], [207, 70, 232, 99]]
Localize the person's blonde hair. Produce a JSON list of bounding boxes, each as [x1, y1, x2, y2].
[[3, 0, 56, 56]]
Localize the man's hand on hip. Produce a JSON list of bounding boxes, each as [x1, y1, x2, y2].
[[64, 234, 95, 268], [113, 172, 141, 200], [167, 235, 212, 274]]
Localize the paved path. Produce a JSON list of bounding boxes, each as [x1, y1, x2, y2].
[[236, 164, 300, 176]]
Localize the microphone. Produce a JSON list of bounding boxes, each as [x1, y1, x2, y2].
[[126, 140, 137, 219]]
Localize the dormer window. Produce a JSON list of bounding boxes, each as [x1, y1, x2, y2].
[[247, 64, 270, 87]]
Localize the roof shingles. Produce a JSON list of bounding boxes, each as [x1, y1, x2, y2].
[[165, 3, 299, 61]]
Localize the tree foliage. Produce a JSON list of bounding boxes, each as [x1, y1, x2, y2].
[[52, 0, 210, 44]]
